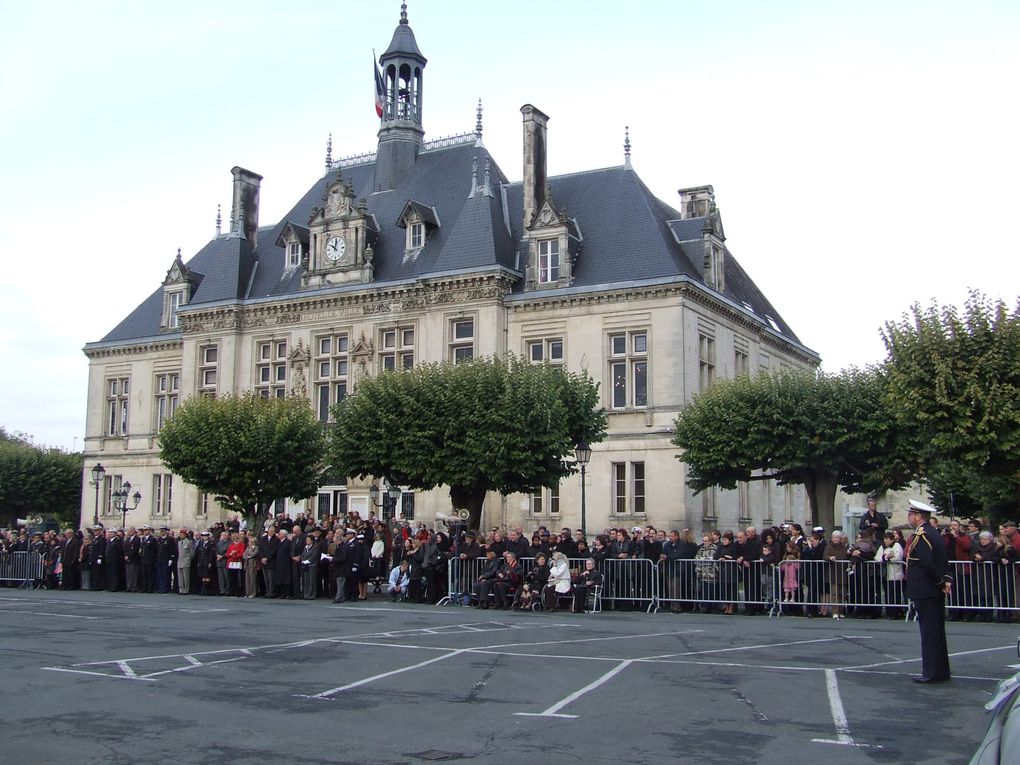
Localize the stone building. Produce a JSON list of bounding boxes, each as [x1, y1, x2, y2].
[[81, 7, 819, 534]]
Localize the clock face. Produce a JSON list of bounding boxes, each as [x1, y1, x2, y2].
[[325, 236, 346, 262]]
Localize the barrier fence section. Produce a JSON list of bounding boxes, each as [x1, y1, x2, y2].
[[657, 559, 774, 615], [445, 555, 1019, 619], [0, 551, 45, 588], [443, 556, 656, 610]]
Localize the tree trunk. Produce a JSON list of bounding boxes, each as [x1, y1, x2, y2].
[[804, 470, 838, 531], [449, 485, 487, 532]]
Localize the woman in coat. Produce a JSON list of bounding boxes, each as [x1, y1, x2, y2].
[[714, 532, 739, 614], [823, 531, 850, 619], [543, 551, 572, 611], [516, 552, 550, 609], [272, 531, 293, 598], [225, 533, 246, 597], [242, 532, 260, 598]]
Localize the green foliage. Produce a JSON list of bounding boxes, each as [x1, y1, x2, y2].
[[0, 433, 83, 528], [672, 368, 913, 528], [327, 355, 606, 528], [158, 393, 326, 526], [882, 291, 1020, 518]]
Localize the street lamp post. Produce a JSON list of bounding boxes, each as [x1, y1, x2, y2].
[[369, 481, 403, 522], [574, 442, 592, 540], [90, 464, 106, 527], [111, 483, 142, 529]]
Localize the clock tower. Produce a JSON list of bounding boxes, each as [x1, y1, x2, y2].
[[303, 174, 378, 288]]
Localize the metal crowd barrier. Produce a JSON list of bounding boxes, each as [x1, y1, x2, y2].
[[442, 554, 1020, 619], [657, 559, 774, 614], [442, 556, 657, 611], [0, 551, 45, 588]]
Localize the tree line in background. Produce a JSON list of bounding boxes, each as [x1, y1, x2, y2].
[[8, 292, 1012, 534], [0, 428, 82, 528], [674, 291, 1020, 527]]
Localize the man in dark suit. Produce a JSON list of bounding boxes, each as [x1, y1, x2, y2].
[[60, 529, 81, 590], [155, 526, 177, 593], [89, 525, 107, 591], [260, 526, 279, 597], [138, 525, 158, 593], [123, 527, 141, 592], [906, 499, 953, 683], [105, 529, 125, 592]]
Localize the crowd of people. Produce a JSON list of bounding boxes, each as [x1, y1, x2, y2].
[[2, 502, 1018, 622]]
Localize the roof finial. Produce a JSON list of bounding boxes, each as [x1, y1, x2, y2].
[[215, 204, 222, 237], [482, 157, 493, 198], [325, 133, 333, 172], [624, 125, 632, 170], [176, 247, 182, 260], [468, 156, 478, 199], [476, 98, 483, 137], [400, 2, 408, 25]]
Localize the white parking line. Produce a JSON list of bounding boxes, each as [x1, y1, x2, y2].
[[515, 660, 634, 718], [0, 608, 101, 619], [301, 649, 468, 699], [811, 669, 881, 749]]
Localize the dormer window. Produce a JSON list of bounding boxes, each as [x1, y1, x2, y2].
[[160, 250, 200, 332], [167, 291, 184, 329], [409, 221, 424, 250], [288, 242, 302, 267], [539, 239, 560, 283]]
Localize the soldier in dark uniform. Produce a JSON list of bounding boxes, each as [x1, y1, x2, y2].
[[155, 526, 177, 593], [123, 527, 141, 592], [105, 529, 125, 592], [138, 525, 158, 593], [89, 525, 107, 591], [906, 499, 953, 683]]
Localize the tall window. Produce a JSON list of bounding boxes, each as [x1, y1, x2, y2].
[[380, 326, 415, 371], [538, 239, 560, 283], [197, 492, 210, 517], [400, 491, 415, 521], [154, 372, 180, 431], [758, 351, 770, 375], [609, 331, 647, 409], [449, 318, 474, 363], [199, 345, 218, 396], [104, 474, 121, 516], [734, 337, 749, 377], [612, 462, 645, 514], [315, 332, 349, 422], [698, 334, 715, 390], [255, 339, 288, 398], [408, 221, 424, 250], [168, 291, 183, 329], [288, 242, 302, 267], [527, 338, 564, 365], [153, 474, 173, 516], [106, 377, 130, 436], [531, 484, 560, 515]]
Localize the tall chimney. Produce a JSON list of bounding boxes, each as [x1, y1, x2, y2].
[[520, 104, 549, 230], [230, 166, 263, 246]]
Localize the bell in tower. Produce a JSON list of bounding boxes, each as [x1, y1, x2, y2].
[[374, 2, 427, 193]]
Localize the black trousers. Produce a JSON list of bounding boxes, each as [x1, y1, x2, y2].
[[914, 596, 951, 680]]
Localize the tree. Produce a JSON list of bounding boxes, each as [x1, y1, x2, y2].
[[882, 291, 1020, 520], [0, 430, 83, 528], [327, 355, 607, 531], [672, 368, 914, 530], [158, 393, 326, 530]]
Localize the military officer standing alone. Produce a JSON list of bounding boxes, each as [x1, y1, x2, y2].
[[906, 499, 953, 683]]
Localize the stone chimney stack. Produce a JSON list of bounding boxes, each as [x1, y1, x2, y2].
[[230, 166, 263, 246], [677, 185, 716, 220], [520, 104, 549, 230]]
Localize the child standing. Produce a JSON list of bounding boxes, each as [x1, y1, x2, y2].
[[780, 544, 801, 602]]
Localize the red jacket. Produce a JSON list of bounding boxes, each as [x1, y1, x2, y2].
[[226, 541, 246, 564]]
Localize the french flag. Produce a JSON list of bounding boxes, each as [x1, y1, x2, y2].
[[374, 54, 385, 118]]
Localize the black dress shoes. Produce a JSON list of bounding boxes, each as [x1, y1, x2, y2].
[[912, 676, 949, 684]]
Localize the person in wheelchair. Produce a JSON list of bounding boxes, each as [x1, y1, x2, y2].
[[514, 552, 550, 610], [542, 551, 573, 612], [572, 558, 603, 613]]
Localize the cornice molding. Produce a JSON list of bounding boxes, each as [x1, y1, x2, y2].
[[84, 339, 183, 360], [178, 272, 516, 334]]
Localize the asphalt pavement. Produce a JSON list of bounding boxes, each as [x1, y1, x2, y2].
[[1, 588, 1017, 765]]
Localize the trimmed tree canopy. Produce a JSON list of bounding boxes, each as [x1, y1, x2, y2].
[[0, 429, 82, 528], [158, 393, 326, 528], [327, 355, 606, 531], [882, 291, 1020, 517], [672, 368, 913, 530]]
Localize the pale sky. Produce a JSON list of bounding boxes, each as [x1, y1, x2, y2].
[[1, 0, 1017, 451]]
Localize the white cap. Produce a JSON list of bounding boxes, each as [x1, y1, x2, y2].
[[908, 499, 939, 515]]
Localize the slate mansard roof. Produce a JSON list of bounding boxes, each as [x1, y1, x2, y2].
[[94, 139, 805, 348]]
